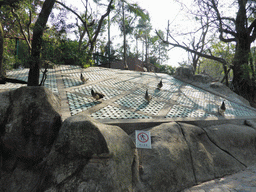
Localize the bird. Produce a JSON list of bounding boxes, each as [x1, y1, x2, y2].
[[91, 89, 105, 100], [157, 79, 163, 89], [145, 89, 152, 102], [218, 101, 226, 115], [80, 73, 88, 84]]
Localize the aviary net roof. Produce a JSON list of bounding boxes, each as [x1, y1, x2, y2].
[[2, 65, 256, 122]]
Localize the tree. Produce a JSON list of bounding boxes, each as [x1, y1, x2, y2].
[[135, 17, 151, 70], [56, 0, 114, 67], [9, 0, 42, 53], [0, 0, 25, 78], [199, 41, 235, 80], [150, 30, 169, 65], [112, 1, 149, 69], [201, 0, 256, 101], [27, 0, 56, 86], [159, 0, 256, 101], [188, 15, 210, 74]]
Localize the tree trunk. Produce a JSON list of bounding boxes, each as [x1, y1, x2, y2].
[[231, 0, 254, 101], [122, 0, 128, 69], [27, 0, 55, 86], [145, 36, 149, 71], [0, 22, 4, 77], [232, 38, 253, 100]]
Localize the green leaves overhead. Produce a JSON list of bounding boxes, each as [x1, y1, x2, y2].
[[111, 0, 149, 35], [126, 3, 149, 21]]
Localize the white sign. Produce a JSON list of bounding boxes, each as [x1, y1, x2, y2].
[[135, 130, 151, 149]]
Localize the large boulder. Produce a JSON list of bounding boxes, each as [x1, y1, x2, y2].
[[179, 123, 245, 183], [43, 115, 137, 192], [135, 122, 250, 191], [0, 90, 11, 128], [193, 74, 212, 83], [0, 86, 62, 192], [1, 86, 61, 165], [136, 122, 196, 192], [175, 66, 194, 79], [204, 123, 256, 166]]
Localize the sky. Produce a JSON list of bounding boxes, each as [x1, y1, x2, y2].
[[61, 0, 193, 67], [130, 0, 190, 67]]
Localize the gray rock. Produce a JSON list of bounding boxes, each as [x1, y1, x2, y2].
[[0, 86, 62, 192], [45, 115, 136, 192], [210, 81, 224, 88], [193, 74, 212, 83], [1, 86, 61, 165], [134, 122, 251, 191], [0, 91, 10, 127], [175, 66, 194, 79], [204, 124, 256, 166], [179, 123, 245, 183], [136, 122, 196, 192]]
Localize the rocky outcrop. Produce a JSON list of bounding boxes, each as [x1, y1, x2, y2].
[[193, 74, 212, 83], [179, 123, 245, 182], [136, 122, 196, 192], [204, 124, 256, 166], [1, 87, 256, 192], [175, 66, 194, 79], [134, 121, 256, 191], [175, 66, 212, 83], [0, 87, 62, 191], [42, 115, 137, 192]]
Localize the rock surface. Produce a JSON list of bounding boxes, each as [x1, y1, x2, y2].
[[204, 124, 256, 166], [175, 66, 194, 79], [0, 86, 62, 191], [0, 86, 256, 192], [43, 115, 137, 192], [136, 122, 196, 192], [133, 121, 255, 191]]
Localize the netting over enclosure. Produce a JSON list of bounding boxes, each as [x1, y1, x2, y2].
[[2, 65, 256, 120]]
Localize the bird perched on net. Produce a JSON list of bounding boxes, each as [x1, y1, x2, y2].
[[91, 89, 105, 100], [80, 73, 88, 84], [145, 89, 152, 102], [218, 101, 226, 115], [157, 79, 163, 89]]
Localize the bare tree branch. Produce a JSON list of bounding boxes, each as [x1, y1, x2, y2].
[[56, 0, 113, 65], [11, 8, 32, 50], [156, 30, 227, 65]]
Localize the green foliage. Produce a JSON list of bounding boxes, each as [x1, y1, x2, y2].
[[3, 38, 30, 70], [3, 39, 16, 70], [156, 64, 176, 75], [41, 27, 92, 67], [198, 41, 235, 80], [149, 32, 169, 65]]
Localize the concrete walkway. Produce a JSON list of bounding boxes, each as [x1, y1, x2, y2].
[[183, 165, 256, 192]]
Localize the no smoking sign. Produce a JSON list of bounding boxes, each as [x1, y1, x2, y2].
[[135, 130, 151, 149]]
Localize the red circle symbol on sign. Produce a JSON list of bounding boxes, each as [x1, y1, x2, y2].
[[137, 132, 149, 143]]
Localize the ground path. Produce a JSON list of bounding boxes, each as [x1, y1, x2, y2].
[[183, 165, 256, 192]]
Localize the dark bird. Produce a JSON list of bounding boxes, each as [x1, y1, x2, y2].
[[91, 89, 105, 100], [145, 89, 152, 102], [80, 73, 88, 84], [218, 101, 226, 115], [157, 79, 163, 89]]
